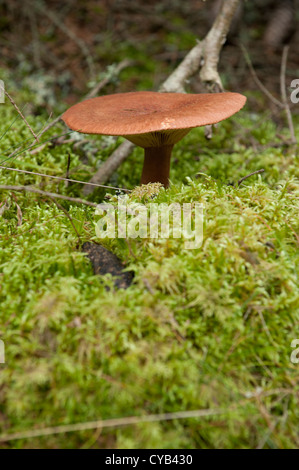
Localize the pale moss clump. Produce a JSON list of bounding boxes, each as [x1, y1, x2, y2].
[[130, 182, 163, 201]]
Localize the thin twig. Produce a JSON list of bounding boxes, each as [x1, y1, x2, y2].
[[0, 166, 131, 193], [280, 45, 296, 144], [0, 84, 39, 141], [1, 112, 57, 162], [0, 185, 98, 207], [0, 12, 128, 163], [0, 386, 295, 443], [0, 130, 74, 166], [238, 169, 265, 186], [35, 114, 62, 138], [240, 44, 284, 109], [0, 406, 239, 443], [160, 41, 204, 93], [65, 153, 71, 188]]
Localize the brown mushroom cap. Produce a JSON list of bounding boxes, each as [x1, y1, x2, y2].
[[62, 91, 246, 147]]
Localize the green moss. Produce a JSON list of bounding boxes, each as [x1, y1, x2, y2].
[[0, 91, 298, 449]]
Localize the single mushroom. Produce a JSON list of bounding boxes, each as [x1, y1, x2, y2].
[[62, 91, 246, 187]]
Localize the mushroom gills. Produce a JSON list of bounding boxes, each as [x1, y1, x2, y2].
[[125, 128, 191, 147]]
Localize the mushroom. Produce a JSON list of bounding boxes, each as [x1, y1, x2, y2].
[[62, 91, 246, 187]]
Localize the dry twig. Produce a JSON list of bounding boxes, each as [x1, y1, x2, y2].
[[237, 169, 265, 186], [241, 44, 296, 144], [0, 185, 98, 207], [0, 406, 238, 443], [241, 45, 283, 109], [0, 386, 294, 443], [0, 166, 131, 193], [0, 84, 39, 141]]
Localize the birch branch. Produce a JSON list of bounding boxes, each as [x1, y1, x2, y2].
[[160, 41, 204, 93], [200, 0, 240, 92]]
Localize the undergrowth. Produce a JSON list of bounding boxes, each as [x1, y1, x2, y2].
[[0, 88, 298, 449]]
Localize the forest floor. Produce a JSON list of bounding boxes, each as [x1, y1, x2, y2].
[[0, 81, 298, 448], [0, 0, 298, 449]]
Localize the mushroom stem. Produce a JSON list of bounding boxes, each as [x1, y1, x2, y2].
[[140, 145, 174, 187]]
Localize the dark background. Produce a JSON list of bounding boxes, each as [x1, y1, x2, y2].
[[0, 0, 298, 110]]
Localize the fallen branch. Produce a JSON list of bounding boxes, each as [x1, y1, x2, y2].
[[199, 0, 240, 92], [160, 41, 204, 93]]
